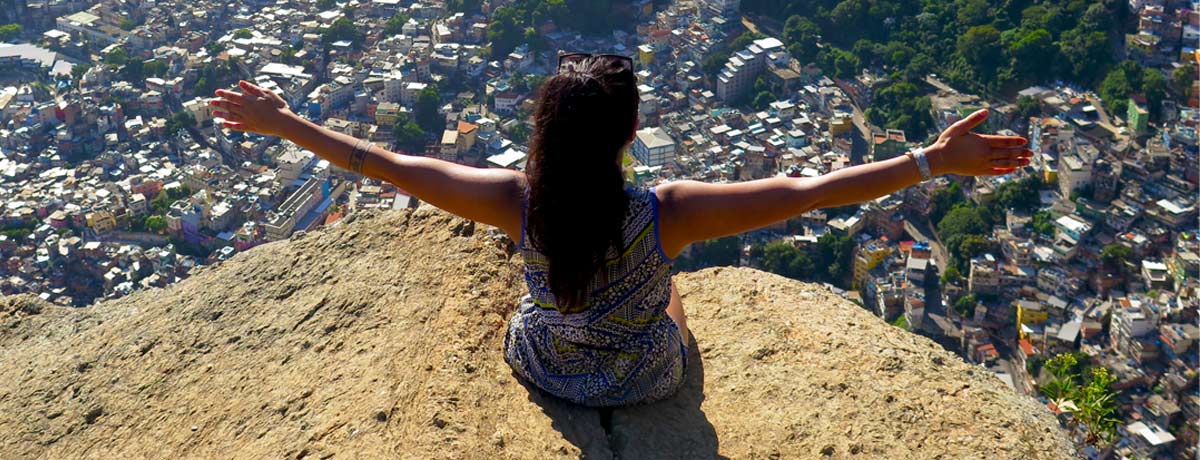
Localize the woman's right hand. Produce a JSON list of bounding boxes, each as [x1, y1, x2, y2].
[[926, 109, 1032, 176], [209, 80, 295, 137]]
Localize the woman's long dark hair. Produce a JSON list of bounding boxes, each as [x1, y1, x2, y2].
[[526, 56, 638, 313]]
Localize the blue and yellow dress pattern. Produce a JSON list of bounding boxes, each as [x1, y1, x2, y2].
[[503, 185, 687, 407]]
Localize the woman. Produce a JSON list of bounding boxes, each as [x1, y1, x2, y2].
[[209, 55, 1030, 407]]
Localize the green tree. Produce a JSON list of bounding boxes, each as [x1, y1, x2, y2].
[[1030, 211, 1055, 236], [120, 59, 144, 82], [930, 181, 964, 223], [104, 47, 129, 67], [119, 18, 136, 31], [383, 13, 411, 35], [1058, 28, 1110, 85], [752, 91, 774, 110], [392, 113, 426, 152], [1171, 65, 1196, 99], [165, 111, 196, 135], [1100, 64, 1134, 115], [1100, 243, 1131, 268], [956, 234, 992, 262], [486, 6, 523, 58], [956, 0, 990, 26], [509, 121, 531, 143], [1007, 28, 1055, 82], [941, 265, 962, 285], [818, 46, 860, 79], [783, 15, 821, 63], [0, 23, 20, 42], [953, 294, 977, 317], [957, 25, 1002, 75], [205, 42, 226, 56], [415, 86, 442, 133], [675, 236, 741, 271], [821, 232, 856, 284], [143, 59, 168, 77], [702, 50, 730, 80], [994, 176, 1041, 212], [233, 28, 252, 39], [322, 18, 364, 47], [731, 31, 764, 51], [1141, 67, 1167, 120], [757, 241, 815, 280], [145, 215, 167, 234], [523, 27, 545, 53], [1015, 95, 1041, 119], [71, 63, 91, 81]]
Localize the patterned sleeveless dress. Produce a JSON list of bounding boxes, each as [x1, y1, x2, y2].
[[503, 185, 687, 407]]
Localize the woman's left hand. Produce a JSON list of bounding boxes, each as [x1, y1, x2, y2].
[[208, 80, 295, 137], [926, 109, 1032, 176]]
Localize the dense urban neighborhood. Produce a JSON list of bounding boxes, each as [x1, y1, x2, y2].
[[0, 0, 1197, 457]]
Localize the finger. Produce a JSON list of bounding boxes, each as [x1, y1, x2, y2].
[[989, 148, 1033, 159], [266, 89, 287, 108], [991, 167, 1017, 174], [989, 158, 1031, 167], [215, 89, 246, 104], [221, 120, 246, 130], [980, 134, 1027, 147], [212, 110, 243, 122], [239, 80, 265, 97], [208, 99, 243, 113], [948, 109, 989, 136]]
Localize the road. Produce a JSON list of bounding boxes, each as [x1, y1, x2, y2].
[[903, 219, 949, 271], [1084, 94, 1130, 146], [924, 75, 957, 95]]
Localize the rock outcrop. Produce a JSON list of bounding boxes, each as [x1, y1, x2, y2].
[[0, 207, 1073, 459]]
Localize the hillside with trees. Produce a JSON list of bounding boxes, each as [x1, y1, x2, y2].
[[745, 0, 1132, 138]]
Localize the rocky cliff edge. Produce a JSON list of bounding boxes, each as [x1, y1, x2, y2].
[[0, 207, 1073, 459]]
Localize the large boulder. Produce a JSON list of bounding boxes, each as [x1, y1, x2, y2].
[[0, 208, 1072, 459]]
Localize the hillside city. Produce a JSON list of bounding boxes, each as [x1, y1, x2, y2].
[[0, 0, 1197, 457]]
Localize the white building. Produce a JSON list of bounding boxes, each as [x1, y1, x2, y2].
[[716, 37, 784, 102], [631, 127, 676, 167]]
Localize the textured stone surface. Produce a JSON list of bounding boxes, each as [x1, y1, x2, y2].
[[0, 207, 1073, 459]]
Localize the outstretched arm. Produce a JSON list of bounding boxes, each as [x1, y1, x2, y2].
[[210, 81, 524, 239], [656, 109, 1029, 258]]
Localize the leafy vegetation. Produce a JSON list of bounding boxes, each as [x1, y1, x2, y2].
[[392, 113, 426, 152], [486, 0, 636, 58], [165, 111, 196, 135], [321, 18, 364, 47], [193, 59, 237, 98], [0, 23, 19, 42], [1039, 353, 1121, 450], [934, 176, 1044, 269], [382, 13, 411, 36], [674, 236, 741, 271], [415, 86, 443, 133], [0, 221, 36, 240], [750, 232, 856, 287], [1099, 61, 1169, 120], [1100, 243, 1131, 270], [744, 0, 1130, 138], [953, 293, 976, 316], [1030, 210, 1055, 236]]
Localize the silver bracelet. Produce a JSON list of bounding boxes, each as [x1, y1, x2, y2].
[[349, 139, 369, 173], [907, 147, 932, 181]]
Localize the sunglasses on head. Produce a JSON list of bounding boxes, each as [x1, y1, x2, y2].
[[557, 52, 634, 75]]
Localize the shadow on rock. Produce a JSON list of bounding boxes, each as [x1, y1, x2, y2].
[[518, 336, 722, 459]]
